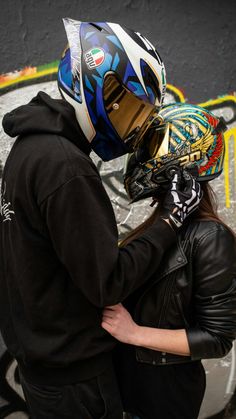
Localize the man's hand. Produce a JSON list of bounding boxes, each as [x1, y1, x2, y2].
[[161, 169, 202, 230]]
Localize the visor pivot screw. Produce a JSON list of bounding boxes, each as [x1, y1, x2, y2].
[[112, 103, 119, 110]]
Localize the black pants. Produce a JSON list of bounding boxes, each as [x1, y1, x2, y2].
[[20, 365, 123, 419], [114, 346, 206, 419]]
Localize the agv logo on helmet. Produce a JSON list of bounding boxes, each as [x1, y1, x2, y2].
[[84, 48, 105, 69]]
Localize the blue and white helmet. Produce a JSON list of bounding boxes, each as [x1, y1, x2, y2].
[[58, 18, 166, 161]]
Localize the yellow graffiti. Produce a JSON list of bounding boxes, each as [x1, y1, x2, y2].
[[235, 133, 236, 189], [166, 84, 185, 103], [0, 66, 58, 90], [199, 94, 236, 109], [0, 63, 235, 209], [223, 127, 236, 208]]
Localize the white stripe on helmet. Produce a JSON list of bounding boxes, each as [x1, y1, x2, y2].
[[61, 18, 96, 142], [135, 32, 162, 65], [61, 89, 96, 143], [107, 22, 164, 105]]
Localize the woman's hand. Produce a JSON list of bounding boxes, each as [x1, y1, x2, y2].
[[102, 303, 139, 345], [102, 304, 190, 356]]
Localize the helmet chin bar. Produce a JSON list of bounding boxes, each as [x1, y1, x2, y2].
[[124, 157, 200, 204]]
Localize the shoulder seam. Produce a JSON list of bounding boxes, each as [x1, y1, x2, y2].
[[193, 227, 222, 258]]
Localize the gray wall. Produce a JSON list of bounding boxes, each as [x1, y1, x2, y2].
[[1, 0, 236, 102]]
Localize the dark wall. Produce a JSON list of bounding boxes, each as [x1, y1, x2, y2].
[[1, 0, 235, 102]]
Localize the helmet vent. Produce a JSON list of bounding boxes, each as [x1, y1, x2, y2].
[[89, 23, 107, 32]]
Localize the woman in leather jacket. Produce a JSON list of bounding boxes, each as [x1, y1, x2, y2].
[[102, 104, 236, 419]]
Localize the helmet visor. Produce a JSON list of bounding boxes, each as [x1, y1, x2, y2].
[[103, 73, 158, 151], [141, 122, 170, 161]]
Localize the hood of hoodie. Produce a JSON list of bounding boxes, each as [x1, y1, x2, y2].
[[2, 91, 91, 155]]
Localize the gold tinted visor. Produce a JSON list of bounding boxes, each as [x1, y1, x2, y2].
[[103, 73, 158, 150], [123, 123, 170, 176], [144, 123, 170, 160]]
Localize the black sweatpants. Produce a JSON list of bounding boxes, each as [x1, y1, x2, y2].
[[20, 365, 123, 419]]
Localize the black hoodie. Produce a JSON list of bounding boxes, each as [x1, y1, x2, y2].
[[0, 91, 176, 385]]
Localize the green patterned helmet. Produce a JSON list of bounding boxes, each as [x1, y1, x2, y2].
[[124, 103, 227, 202]]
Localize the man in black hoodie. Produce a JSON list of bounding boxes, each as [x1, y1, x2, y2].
[[0, 20, 201, 419]]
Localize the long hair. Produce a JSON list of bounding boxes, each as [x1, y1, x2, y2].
[[121, 182, 234, 247]]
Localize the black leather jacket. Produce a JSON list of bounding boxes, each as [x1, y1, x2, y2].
[[132, 220, 236, 366]]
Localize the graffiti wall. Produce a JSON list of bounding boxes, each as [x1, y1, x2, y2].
[[0, 75, 236, 418], [0, 0, 236, 418]]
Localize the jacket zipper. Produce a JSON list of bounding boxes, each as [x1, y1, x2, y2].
[[157, 272, 176, 327], [134, 272, 175, 326], [175, 292, 190, 328]]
